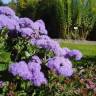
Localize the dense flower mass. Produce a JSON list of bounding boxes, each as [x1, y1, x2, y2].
[[31, 71, 47, 87], [68, 50, 83, 60], [19, 18, 34, 28], [30, 55, 42, 64], [0, 15, 19, 30], [0, 6, 15, 16], [19, 28, 34, 38], [33, 20, 48, 35], [47, 56, 73, 76], [9, 56, 47, 86], [9, 61, 32, 80], [28, 57, 47, 86], [0, 6, 82, 87]]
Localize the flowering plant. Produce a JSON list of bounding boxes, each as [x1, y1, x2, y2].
[[0, 6, 82, 94]]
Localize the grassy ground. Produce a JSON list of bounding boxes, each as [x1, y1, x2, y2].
[[60, 40, 96, 56]]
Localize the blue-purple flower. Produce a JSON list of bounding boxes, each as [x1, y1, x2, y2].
[[0, 6, 83, 87], [33, 20, 48, 35], [30, 35, 51, 48], [68, 50, 83, 60], [19, 17, 33, 28], [0, 14, 19, 30], [31, 55, 42, 64], [18, 28, 34, 38], [47, 56, 73, 77], [31, 71, 47, 87], [28, 56, 47, 86], [0, 6, 15, 16], [9, 61, 32, 80], [9, 56, 47, 86], [28, 61, 41, 72]]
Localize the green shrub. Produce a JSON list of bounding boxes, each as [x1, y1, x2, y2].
[[10, 0, 96, 40]]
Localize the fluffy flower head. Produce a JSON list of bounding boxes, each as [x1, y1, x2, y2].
[[68, 50, 83, 60], [9, 61, 32, 80], [47, 56, 73, 77], [0, 6, 15, 16]]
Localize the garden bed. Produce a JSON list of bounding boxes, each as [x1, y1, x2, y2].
[[0, 42, 96, 96], [0, 6, 96, 96]]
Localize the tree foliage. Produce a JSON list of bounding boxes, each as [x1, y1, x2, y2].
[[16, 0, 38, 19], [0, 0, 3, 6], [9, 0, 96, 40]]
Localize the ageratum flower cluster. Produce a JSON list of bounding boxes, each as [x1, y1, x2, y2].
[[0, 6, 83, 86], [9, 56, 47, 86]]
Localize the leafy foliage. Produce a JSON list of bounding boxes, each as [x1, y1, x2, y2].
[[16, 0, 38, 19], [0, 0, 3, 6], [0, 6, 82, 95], [0, 56, 96, 96], [12, 0, 96, 40]]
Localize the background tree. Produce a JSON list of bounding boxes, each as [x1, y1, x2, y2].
[[0, 0, 3, 6], [9, 0, 17, 12], [35, 0, 65, 38], [8, 0, 96, 40], [16, 0, 38, 19]]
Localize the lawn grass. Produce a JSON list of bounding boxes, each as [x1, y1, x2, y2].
[[60, 41, 96, 56]]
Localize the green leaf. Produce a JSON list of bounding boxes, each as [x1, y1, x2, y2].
[[0, 52, 10, 61], [0, 51, 11, 71]]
